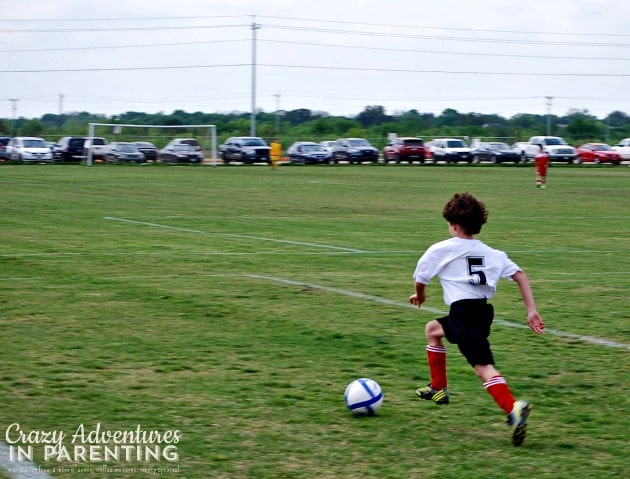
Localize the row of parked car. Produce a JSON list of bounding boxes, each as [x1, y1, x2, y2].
[[0, 136, 205, 164], [219, 135, 630, 166], [3, 134, 630, 166]]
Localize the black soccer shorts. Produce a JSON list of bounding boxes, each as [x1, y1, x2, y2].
[[437, 298, 495, 367]]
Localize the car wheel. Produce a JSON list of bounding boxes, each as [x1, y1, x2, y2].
[[394, 153, 400, 164], [221, 152, 229, 164], [472, 155, 481, 164], [573, 157, 582, 165]]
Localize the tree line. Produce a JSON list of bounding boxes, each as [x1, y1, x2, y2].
[[1, 106, 629, 149]]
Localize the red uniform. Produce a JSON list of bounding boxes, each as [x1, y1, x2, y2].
[[535, 151, 549, 177]]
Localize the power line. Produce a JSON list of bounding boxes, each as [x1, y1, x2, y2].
[[257, 15, 630, 39], [1, 63, 629, 77], [0, 39, 249, 54], [2, 37, 626, 63], [261, 39, 630, 62], [263, 24, 630, 48], [1, 13, 628, 39]]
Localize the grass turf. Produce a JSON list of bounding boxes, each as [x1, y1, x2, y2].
[[0, 163, 628, 478]]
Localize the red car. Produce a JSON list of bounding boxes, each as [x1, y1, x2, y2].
[[576, 143, 622, 165], [383, 137, 426, 164]]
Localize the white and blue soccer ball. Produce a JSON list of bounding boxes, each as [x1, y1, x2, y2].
[[344, 378, 383, 415]]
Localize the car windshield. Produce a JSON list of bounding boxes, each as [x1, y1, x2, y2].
[[489, 143, 510, 150], [446, 140, 466, 148], [243, 139, 266, 146], [173, 144, 193, 152], [403, 139, 423, 146], [544, 138, 567, 146], [23, 139, 47, 148], [348, 139, 371, 147], [119, 144, 138, 153], [135, 142, 154, 148], [302, 144, 325, 152], [592, 144, 612, 151]]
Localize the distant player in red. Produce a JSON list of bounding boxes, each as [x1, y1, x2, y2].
[[409, 192, 545, 446], [534, 144, 550, 188]]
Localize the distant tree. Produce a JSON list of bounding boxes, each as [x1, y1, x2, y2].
[[284, 108, 313, 125], [565, 117, 604, 141], [20, 119, 44, 137], [0, 118, 9, 135], [356, 105, 391, 128], [605, 110, 629, 128]]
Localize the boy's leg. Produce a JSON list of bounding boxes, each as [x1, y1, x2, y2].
[[478, 369, 515, 415], [417, 319, 449, 404], [426, 320, 447, 389], [476, 365, 531, 447]]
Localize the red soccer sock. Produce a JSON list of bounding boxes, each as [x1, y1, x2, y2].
[[426, 345, 447, 390], [484, 375, 515, 414]]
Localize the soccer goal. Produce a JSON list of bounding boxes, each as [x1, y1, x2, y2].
[[86, 122, 218, 166]]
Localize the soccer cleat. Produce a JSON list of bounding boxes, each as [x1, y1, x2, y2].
[[507, 400, 532, 446], [416, 383, 449, 405]]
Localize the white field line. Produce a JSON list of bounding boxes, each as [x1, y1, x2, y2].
[[0, 443, 53, 479], [103, 216, 368, 253], [246, 274, 630, 351]]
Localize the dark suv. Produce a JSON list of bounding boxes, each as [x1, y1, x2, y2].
[[331, 138, 379, 164], [54, 136, 86, 162], [220, 137, 270, 164]]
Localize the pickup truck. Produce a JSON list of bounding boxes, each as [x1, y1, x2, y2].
[[513, 136, 577, 163], [612, 138, 630, 160]]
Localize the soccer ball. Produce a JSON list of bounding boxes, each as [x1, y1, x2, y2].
[[344, 378, 383, 415]]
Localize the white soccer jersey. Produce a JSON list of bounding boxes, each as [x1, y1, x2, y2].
[[413, 237, 521, 306]]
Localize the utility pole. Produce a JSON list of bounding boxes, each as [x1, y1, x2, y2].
[[8, 98, 19, 136], [274, 93, 281, 136], [250, 18, 261, 137], [58, 93, 65, 131], [545, 96, 553, 136]]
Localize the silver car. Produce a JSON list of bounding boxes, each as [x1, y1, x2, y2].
[[5, 137, 53, 163]]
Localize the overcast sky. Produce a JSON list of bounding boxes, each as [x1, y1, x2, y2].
[[1, 0, 629, 121]]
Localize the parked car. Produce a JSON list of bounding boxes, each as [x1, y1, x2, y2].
[[84, 137, 109, 160], [104, 142, 146, 163], [133, 141, 158, 162], [524, 136, 577, 163], [220, 137, 270, 164], [611, 138, 630, 160], [54, 136, 86, 162], [5, 137, 53, 163], [575, 143, 622, 165], [382, 137, 426, 164], [511, 142, 533, 162], [164, 138, 202, 152], [427, 138, 473, 163], [319, 140, 336, 153], [0, 136, 11, 160], [286, 141, 331, 164], [331, 138, 379, 164], [471, 142, 521, 164], [159, 144, 204, 163]]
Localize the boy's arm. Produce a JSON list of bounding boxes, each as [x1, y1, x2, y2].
[[512, 271, 545, 334], [409, 282, 427, 308]]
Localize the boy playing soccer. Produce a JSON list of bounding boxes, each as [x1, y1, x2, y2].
[[409, 192, 545, 446]]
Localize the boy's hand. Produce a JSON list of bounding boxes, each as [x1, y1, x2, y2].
[[409, 293, 425, 308], [527, 311, 545, 334]]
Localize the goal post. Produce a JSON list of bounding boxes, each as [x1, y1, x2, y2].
[[86, 123, 217, 167]]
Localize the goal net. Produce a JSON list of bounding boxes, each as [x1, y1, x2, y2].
[[86, 123, 217, 166]]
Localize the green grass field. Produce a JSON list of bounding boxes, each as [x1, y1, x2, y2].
[[0, 163, 628, 479]]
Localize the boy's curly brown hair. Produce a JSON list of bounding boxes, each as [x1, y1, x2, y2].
[[442, 192, 488, 235]]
